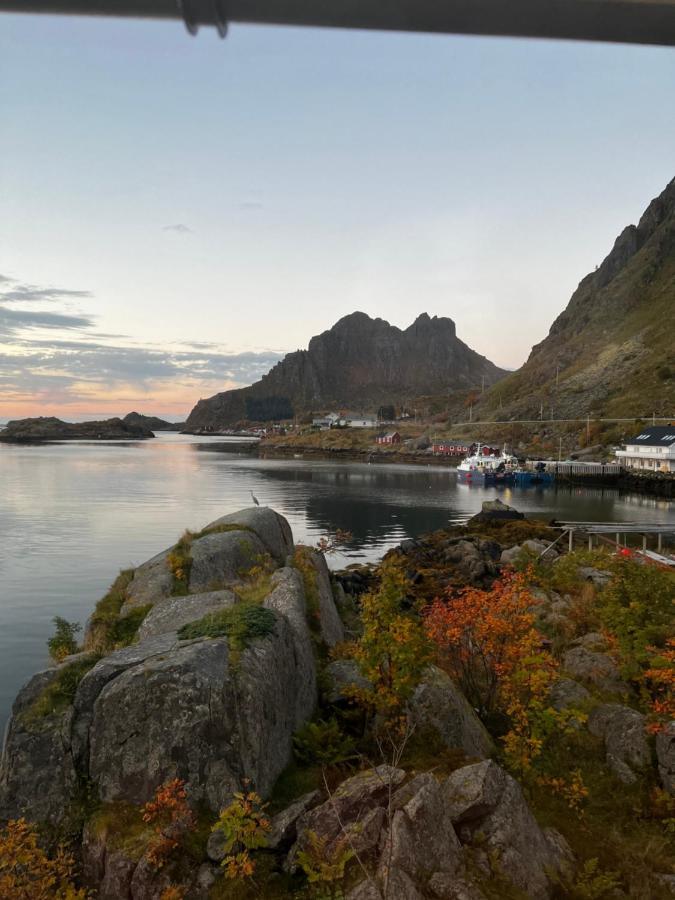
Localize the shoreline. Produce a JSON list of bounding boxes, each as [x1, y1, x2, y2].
[[257, 442, 675, 497]]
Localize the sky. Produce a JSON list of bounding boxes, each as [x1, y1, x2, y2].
[[1, 13, 674, 420]]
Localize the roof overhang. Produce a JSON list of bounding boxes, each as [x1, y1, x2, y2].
[[2, 0, 675, 46]]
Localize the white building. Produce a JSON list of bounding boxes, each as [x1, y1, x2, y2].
[[614, 425, 675, 473], [342, 413, 377, 428], [312, 412, 340, 429]]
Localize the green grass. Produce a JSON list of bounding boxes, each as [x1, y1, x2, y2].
[[85, 569, 135, 653], [235, 571, 273, 606], [525, 729, 675, 899], [178, 602, 277, 662], [22, 654, 101, 722]]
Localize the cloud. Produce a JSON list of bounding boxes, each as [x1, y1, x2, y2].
[[0, 284, 92, 303], [238, 201, 263, 212], [0, 274, 14, 284], [0, 306, 94, 335], [162, 223, 193, 234], [0, 270, 288, 417]]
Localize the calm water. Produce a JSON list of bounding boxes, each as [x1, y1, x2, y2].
[[1, 432, 673, 733]]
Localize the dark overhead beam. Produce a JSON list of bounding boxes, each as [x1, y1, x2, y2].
[[2, 0, 675, 46]]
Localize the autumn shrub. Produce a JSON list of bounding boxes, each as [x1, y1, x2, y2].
[[0, 817, 88, 899], [315, 529, 353, 556], [211, 784, 271, 880], [141, 779, 196, 869], [424, 568, 570, 772], [296, 830, 354, 894], [348, 557, 430, 722], [47, 616, 81, 662]]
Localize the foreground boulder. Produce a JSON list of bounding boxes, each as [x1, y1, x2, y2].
[[292, 760, 568, 900], [562, 646, 630, 696], [0, 509, 341, 826], [123, 506, 292, 611], [443, 760, 571, 899], [409, 666, 494, 760], [588, 704, 651, 785]]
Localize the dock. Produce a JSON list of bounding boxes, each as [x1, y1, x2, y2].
[[556, 520, 675, 562]]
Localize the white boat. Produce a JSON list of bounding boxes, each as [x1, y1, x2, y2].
[[457, 444, 519, 483]]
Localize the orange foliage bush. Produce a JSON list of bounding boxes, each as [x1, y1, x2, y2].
[[141, 778, 195, 869], [0, 818, 88, 899], [424, 568, 565, 772], [424, 568, 546, 714]]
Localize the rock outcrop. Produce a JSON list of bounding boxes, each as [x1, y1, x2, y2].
[[588, 703, 651, 785], [0, 416, 155, 442], [443, 760, 571, 899], [289, 761, 569, 900], [123, 411, 181, 431], [184, 312, 506, 429], [0, 507, 342, 828], [562, 646, 630, 697]]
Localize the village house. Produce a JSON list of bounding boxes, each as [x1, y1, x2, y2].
[[376, 431, 401, 445], [432, 441, 470, 456], [614, 425, 675, 473]]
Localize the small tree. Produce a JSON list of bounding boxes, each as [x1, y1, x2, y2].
[[141, 779, 195, 869], [349, 558, 430, 723], [211, 782, 271, 880], [47, 617, 81, 662]]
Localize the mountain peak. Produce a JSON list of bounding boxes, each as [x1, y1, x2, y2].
[[185, 312, 505, 428]]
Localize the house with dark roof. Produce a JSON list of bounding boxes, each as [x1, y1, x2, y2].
[[614, 425, 675, 473]]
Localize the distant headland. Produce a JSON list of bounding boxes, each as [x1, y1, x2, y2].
[[0, 412, 182, 443]]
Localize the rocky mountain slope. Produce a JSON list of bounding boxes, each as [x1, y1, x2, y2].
[[184, 312, 506, 430], [476, 177, 675, 420]]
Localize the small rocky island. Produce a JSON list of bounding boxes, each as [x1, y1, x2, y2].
[[0, 503, 673, 898], [0, 416, 155, 442], [123, 411, 184, 432]]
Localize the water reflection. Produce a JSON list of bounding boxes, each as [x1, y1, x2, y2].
[[0, 433, 673, 733]]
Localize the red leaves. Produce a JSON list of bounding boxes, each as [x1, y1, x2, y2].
[[141, 779, 195, 870]]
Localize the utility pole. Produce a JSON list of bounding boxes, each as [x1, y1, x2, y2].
[[559, 436, 563, 461], [556, 364, 560, 387], [586, 414, 591, 443], [653, 411, 656, 425], [539, 402, 543, 420], [469, 403, 473, 423]]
